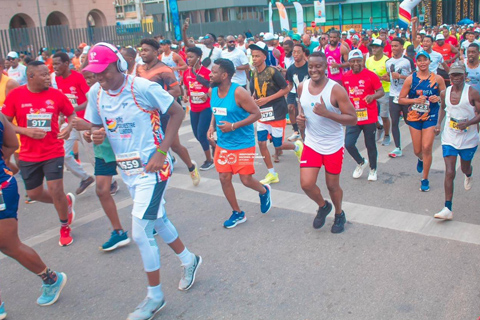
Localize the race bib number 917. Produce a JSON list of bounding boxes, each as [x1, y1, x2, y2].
[[27, 113, 52, 132]]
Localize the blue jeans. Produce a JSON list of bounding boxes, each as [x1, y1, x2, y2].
[[190, 108, 212, 152]]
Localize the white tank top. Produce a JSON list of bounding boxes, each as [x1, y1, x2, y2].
[[300, 78, 344, 154], [442, 84, 480, 149], [161, 51, 180, 81]]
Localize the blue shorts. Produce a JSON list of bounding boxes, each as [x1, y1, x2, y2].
[[407, 109, 439, 130], [442, 145, 478, 161], [94, 158, 118, 176], [0, 177, 19, 220]]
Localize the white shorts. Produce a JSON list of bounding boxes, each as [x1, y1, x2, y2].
[[127, 173, 169, 220], [377, 92, 390, 118], [257, 120, 286, 148]]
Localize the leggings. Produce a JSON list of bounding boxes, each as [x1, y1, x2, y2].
[[190, 107, 212, 151], [389, 96, 410, 149], [345, 123, 377, 170], [132, 215, 179, 272]]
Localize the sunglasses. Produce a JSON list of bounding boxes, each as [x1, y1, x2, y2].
[[228, 40, 236, 43], [204, 35, 211, 40], [6, 57, 14, 61]]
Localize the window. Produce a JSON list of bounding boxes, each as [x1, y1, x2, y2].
[[124, 4, 136, 12], [115, 7, 123, 14]]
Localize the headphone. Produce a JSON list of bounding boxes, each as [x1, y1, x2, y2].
[[95, 42, 128, 73]]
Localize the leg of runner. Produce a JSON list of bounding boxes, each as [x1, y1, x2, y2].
[[345, 125, 369, 179], [287, 101, 300, 141], [362, 123, 378, 181], [435, 155, 456, 220], [420, 127, 436, 184], [325, 172, 346, 233], [389, 98, 407, 157], [301, 167, 333, 230], [219, 172, 242, 213], [190, 108, 214, 170], [409, 126, 428, 192]]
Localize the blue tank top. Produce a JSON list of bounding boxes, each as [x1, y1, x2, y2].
[[407, 72, 440, 120], [0, 121, 13, 183], [211, 83, 255, 150], [266, 48, 278, 67]]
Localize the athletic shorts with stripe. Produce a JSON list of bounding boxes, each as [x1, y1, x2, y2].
[[300, 145, 345, 175], [214, 146, 256, 175], [257, 119, 287, 148]]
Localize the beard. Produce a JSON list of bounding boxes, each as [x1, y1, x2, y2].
[[210, 81, 220, 88]]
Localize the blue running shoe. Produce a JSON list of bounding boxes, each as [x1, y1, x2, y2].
[[101, 230, 131, 252], [417, 159, 424, 173], [259, 184, 272, 214], [0, 302, 6, 320], [127, 297, 166, 320], [420, 179, 430, 192], [37, 272, 67, 306], [224, 211, 247, 229]]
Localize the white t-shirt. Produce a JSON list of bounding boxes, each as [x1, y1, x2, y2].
[[237, 44, 247, 53], [461, 40, 480, 54], [8, 64, 27, 85], [284, 56, 294, 69], [221, 48, 249, 86], [196, 44, 222, 70], [386, 56, 413, 97], [419, 51, 443, 74]]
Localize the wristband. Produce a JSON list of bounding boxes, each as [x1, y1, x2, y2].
[[157, 148, 167, 156], [231, 123, 235, 131]]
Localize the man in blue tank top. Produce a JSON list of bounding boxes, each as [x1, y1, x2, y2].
[[208, 58, 272, 229]]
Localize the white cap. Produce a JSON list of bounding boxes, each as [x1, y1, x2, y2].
[[352, 35, 359, 40], [371, 39, 384, 47], [468, 24, 474, 28], [349, 28, 355, 33], [249, 41, 268, 54], [341, 31, 347, 35], [475, 28, 480, 33], [274, 34, 279, 40], [279, 36, 284, 42], [388, 30, 395, 34], [435, 34, 445, 41], [263, 32, 275, 41], [7, 51, 19, 59], [348, 49, 363, 60], [419, 30, 426, 35], [259, 32, 265, 37]]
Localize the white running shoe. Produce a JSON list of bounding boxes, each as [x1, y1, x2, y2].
[[368, 169, 377, 181], [287, 132, 301, 141], [434, 207, 453, 220], [464, 174, 473, 191], [352, 159, 369, 179]]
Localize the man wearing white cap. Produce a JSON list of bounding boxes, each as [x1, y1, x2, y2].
[[6, 52, 27, 86], [343, 49, 384, 181], [433, 33, 460, 82], [263, 33, 284, 68]]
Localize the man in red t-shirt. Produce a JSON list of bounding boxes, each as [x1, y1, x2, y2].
[[342, 49, 384, 181], [358, 36, 371, 56], [53, 52, 95, 195], [378, 29, 392, 57], [2, 61, 77, 246]]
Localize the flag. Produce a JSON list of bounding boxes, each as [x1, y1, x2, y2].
[[314, 0, 326, 24], [169, 0, 182, 41], [269, 2, 274, 34], [275, 2, 290, 32], [293, 2, 304, 35]]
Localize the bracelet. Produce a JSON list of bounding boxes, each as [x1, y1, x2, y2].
[[231, 123, 235, 131], [156, 147, 167, 156]]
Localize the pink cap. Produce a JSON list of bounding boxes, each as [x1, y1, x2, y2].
[[82, 44, 118, 73]]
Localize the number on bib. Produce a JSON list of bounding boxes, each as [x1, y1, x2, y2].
[[411, 101, 430, 113], [356, 109, 368, 121], [449, 118, 468, 132], [116, 152, 144, 176], [27, 113, 52, 132], [260, 107, 275, 122]]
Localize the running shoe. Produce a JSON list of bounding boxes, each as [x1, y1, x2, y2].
[[294, 140, 304, 162], [313, 200, 332, 229], [199, 160, 215, 171], [260, 172, 279, 185], [224, 211, 247, 229], [417, 159, 424, 173], [37, 272, 67, 306], [465, 167, 473, 190], [66, 193, 76, 225], [388, 148, 403, 158], [178, 255, 202, 291], [190, 161, 201, 186], [127, 297, 166, 320], [59, 226, 73, 247], [420, 179, 430, 192], [434, 207, 453, 220], [100, 230, 131, 252], [25, 197, 37, 204], [376, 127, 385, 142], [0, 302, 6, 320], [259, 184, 272, 214], [110, 180, 119, 196], [382, 135, 391, 146], [368, 169, 377, 181], [288, 131, 301, 141], [75, 176, 95, 195], [352, 159, 368, 179], [331, 211, 346, 234]]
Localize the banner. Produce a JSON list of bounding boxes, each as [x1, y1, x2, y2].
[[314, 0, 326, 24], [293, 2, 304, 34], [269, 2, 274, 34], [398, 0, 422, 30], [275, 2, 290, 32], [169, 0, 182, 41]]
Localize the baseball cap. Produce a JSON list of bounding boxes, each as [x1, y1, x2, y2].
[[348, 49, 363, 61], [279, 36, 284, 43], [416, 50, 431, 60], [349, 28, 355, 33], [449, 62, 466, 75], [468, 24, 474, 28], [249, 41, 268, 56], [435, 34, 445, 41], [82, 45, 90, 55], [160, 39, 171, 45], [292, 34, 301, 41], [259, 32, 265, 37], [352, 35, 359, 40], [82, 44, 120, 73], [341, 31, 347, 35], [475, 28, 480, 33], [371, 39, 384, 47], [7, 51, 19, 59], [263, 32, 275, 41], [78, 43, 87, 50], [274, 34, 279, 40], [419, 30, 426, 35], [388, 30, 395, 34]]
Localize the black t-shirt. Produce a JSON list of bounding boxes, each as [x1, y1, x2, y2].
[[250, 66, 288, 121], [286, 61, 309, 94]]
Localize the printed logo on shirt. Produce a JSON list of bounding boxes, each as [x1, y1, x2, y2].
[[105, 117, 136, 138], [21, 103, 33, 108], [69, 87, 77, 94]]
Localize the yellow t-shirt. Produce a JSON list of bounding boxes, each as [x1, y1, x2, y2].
[[403, 40, 412, 49], [366, 55, 390, 92]]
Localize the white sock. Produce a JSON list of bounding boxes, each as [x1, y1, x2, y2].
[[177, 247, 194, 266], [147, 284, 164, 301], [268, 168, 276, 175]]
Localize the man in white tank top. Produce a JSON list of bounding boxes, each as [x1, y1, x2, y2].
[[434, 62, 480, 220], [159, 39, 187, 82], [296, 52, 357, 234]]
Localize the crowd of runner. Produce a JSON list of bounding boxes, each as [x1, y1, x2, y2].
[[0, 17, 479, 320]]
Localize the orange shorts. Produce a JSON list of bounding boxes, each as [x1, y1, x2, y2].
[[214, 146, 256, 175]]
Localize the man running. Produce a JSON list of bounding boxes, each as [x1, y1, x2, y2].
[[297, 52, 357, 233], [6, 52, 27, 86], [2, 61, 77, 246], [325, 30, 349, 84], [183, 20, 222, 70], [159, 39, 187, 82], [343, 49, 384, 181], [434, 62, 480, 220], [0, 113, 67, 315], [249, 41, 303, 182], [208, 58, 272, 228], [220, 35, 250, 88], [83, 43, 201, 320], [465, 43, 480, 93], [52, 52, 95, 195]]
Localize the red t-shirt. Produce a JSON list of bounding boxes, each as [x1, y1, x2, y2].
[[446, 35, 458, 47], [358, 44, 369, 55], [433, 43, 455, 65], [44, 58, 54, 74], [2, 86, 75, 162], [383, 42, 392, 58], [342, 68, 382, 125], [55, 70, 89, 119], [276, 45, 285, 68], [183, 66, 211, 112], [178, 50, 187, 62]]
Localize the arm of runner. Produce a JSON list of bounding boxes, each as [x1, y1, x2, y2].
[[366, 87, 385, 104], [5, 79, 19, 96], [256, 69, 289, 106], [446, 45, 460, 64], [440, 60, 450, 74], [217, 87, 261, 133], [411, 17, 420, 48], [236, 64, 250, 71], [58, 113, 76, 140], [459, 86, 480, 130], [163, 73, 182, 98], [339, 45, 351, 69], [429, 76, 446, 104], [182, 21, 195, 48], [207, 110, 216, 141], [173, 52, 188, 72], [313, 85, 357, 126], [0, 113, 19, 158], [435, 90, 446, 135], [398, 75, 425, 105], [296, 82, 306, 140]]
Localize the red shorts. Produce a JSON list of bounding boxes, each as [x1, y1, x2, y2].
[[214, 146, 256, 175], [300, 145, 344, 175]]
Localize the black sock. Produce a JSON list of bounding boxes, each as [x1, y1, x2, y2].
[[60, 219, 68, 227], [377, 125, 384, 130], [38, 268, 57, 285], [188, 165, 195, 172], [73, 153, 79, 161], [292, 123, 299, 132]]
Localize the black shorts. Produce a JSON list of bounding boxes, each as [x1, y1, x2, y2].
[[287, 92, 298, 106], [19, 157, 64, 190], [94, 157, 118, 176]]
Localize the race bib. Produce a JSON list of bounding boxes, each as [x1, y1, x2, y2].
[[212, 107, 227, 116], [330, 66, 340, 75], [65, 93, 78, 108], [356, 108, 368, 121], [27, 113, 52, 132], [116, 151, 144, 176], [191, 92, 205, 105], [449, 117, 468, 132], [260, 107, 275, 122], [411, 101, 430, 113]]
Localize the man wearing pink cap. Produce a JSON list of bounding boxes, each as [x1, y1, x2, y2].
[[83, 43, 201, 320]]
